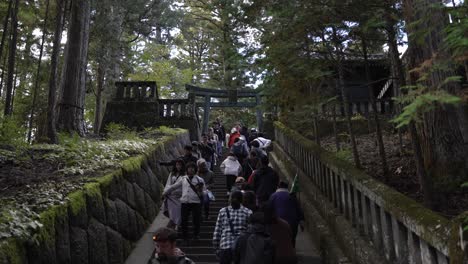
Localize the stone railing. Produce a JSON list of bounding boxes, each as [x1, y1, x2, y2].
[[274, 122, 466, 264], [115, 81, 157, 101], [158, 99, 195, 119]]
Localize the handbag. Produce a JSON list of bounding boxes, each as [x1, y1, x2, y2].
[[206, 190, 216, 201]]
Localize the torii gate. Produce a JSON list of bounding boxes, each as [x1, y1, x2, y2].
[[185, 84, 263, 133]]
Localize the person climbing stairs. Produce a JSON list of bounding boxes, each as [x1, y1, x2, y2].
[[177, 162, 227, 263]]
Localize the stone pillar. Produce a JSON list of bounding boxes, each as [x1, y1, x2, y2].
[[202, 95, 211, 134], [256, 95, 263, 131]]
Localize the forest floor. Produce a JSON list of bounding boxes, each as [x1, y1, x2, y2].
[[0, 127, 174, 240], [319, 131, 468, 218]]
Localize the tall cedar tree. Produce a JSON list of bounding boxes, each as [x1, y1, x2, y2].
[[403, 0, 468, 208], [57, 0, 90, 135], [3, 0, 19, 116]]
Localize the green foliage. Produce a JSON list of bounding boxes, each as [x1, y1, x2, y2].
[[105, 123, 139, 140], [444, 6, 468, 63], [336, 148, 353, 162], [0, 117, 27, 149], [392, 84, 462, 128]]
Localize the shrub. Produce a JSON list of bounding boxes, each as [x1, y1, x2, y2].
[[0, 117, 27, 149]]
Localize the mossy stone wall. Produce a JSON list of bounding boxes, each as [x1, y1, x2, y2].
[[0, 130, 190, 264]]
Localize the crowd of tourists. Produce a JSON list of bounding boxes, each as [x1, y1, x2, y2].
[[148, 119, 304, 264]]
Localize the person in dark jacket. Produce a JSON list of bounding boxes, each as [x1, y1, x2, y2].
[[243, 150, 259, 181], [263, 203, 297, 264], [199, 134, 215, 169], [182, 145, 199, 165], [233, 212, 275, 264], [242, 191, 259, 212], [251, 155, 279, 204], [148, 227, 194, 264], [268, 181, 304, 247]]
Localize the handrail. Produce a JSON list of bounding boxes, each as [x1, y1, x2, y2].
[[273, 122, 463, 263]]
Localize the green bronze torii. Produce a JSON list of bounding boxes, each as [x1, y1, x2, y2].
[[185, 84, 263, 133]]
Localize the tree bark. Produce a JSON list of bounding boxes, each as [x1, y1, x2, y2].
[[333, 27, 361, 168], [332, 103, 340, 151], [27, 0, 50, 143], [57, 0, 91, 135], [46, 0, 67, 144], [93, 63, 104, 134], [313, 110, 320, 146], [0, 0, 13, 95], [403, 0, 468, 207], [3, 0, 19, 116], [362, 38, 389, 180]]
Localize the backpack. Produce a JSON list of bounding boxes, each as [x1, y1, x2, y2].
[[236, 231, 275, 264], [231, 144, 246, 158]]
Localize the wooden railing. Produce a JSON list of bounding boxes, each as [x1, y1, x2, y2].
[[273, 122, 465, 264]]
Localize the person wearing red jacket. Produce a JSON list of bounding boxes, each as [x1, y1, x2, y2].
[[228, 127, 240, 148]]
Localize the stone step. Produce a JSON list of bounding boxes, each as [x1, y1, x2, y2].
[[178, 232, 214, 239], [177, 238, 212, 247], [179, 246, 214, 254], [187, 254, 218, 263]]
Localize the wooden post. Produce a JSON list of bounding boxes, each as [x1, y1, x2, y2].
[[202, 95, 211, 133]]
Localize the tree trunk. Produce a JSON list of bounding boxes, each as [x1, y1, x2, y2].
[[0, 52, 7, 97], [333, 27, 361, 168], [3, 0, 19, 116], [362, 39, 389, 180], [332, 103, 340, 151], [94, 63, 104, 134], [313, 110, 320, 146], [337, 62, 361, 168], [46, 0, 67, 144], [57, 0, 91, 135], [403, 0, 468, 208], [0, 0, 13, 95], [27, 0, 50, 143]]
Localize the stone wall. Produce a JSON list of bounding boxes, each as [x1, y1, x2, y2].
[[0, 130, 190, 264]]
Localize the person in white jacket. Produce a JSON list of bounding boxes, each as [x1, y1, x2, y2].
[[163, 162, 205, 241], [220, 153, 242, 196]]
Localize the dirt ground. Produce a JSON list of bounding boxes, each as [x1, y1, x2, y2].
[[320, 131, 468, 218]]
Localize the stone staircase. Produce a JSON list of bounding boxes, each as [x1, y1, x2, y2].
[[177, 162, 228, 264]]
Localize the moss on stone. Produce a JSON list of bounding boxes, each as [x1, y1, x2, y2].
[[85, 182, 103, 199], [0, 238, 26, 264], [36, 207, 57, 246], [68, 191, 86, 216], [122, 155, 146, 175]]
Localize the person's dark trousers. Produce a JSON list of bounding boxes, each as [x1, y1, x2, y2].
[[226, 174, 236, 192], [291, 223, 299, 248], [217, 249, 232, 264], [203, 192, 210, 218], [181, 203, 202, 239]]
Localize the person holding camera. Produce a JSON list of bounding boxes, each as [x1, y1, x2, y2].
[[163, 162, 205, 241]]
